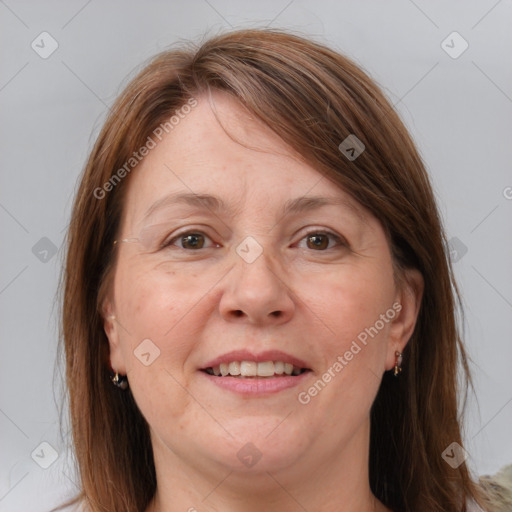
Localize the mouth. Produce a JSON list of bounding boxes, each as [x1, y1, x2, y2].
[[201, 361, 312, 379], [199, 350, 313, 395]]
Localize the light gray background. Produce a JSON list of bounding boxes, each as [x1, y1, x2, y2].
[[1, 1, 511, 511]]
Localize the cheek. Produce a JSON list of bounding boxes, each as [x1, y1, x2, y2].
[[112, 259, 227, 377], [301, 260, 394, 341], [110, 264, 166, 379], [111, 263, 213, 425], [113, 260, 214, 339], [294, 256, 396, 405]]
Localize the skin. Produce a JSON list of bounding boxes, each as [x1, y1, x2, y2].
[[103, 90, 423, 512]]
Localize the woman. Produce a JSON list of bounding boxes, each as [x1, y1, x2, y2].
[[59, 28, 488, 511]]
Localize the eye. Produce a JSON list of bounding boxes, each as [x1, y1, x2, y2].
[[159, 229, 345, 252], [298, 231, 346, 251], [163, 231, 219, 250]]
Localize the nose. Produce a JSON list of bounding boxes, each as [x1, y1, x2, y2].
[[218, 246, 295, 326]]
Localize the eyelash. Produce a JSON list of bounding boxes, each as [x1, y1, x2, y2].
[[162, 229, 347, 251]]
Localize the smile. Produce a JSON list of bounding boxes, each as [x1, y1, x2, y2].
[[202, 360, 310, 378]]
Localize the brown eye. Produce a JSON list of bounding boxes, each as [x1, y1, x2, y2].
[[180, 233, 205, 249], [299, 231, 346, 251], [162, 230, 220, 251], [306, 234, 330, 250]]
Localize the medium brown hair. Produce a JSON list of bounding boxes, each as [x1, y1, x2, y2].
[[59, 28, 486, 512]]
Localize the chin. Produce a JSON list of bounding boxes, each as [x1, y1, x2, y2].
[[203, 427, 307, 475]]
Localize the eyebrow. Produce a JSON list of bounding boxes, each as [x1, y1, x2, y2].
[[282, 195, 366, 222], [142, 192, 366, 224], [142, 192, 230, 222]]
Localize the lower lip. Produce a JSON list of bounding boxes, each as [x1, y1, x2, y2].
[[199, 370, 311, 395]]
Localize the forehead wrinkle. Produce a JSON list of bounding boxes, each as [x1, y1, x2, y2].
[[141, 191, 245, 224], [141, 191, 368, 225]]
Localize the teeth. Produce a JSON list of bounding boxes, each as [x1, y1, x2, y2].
[[257, 361, 275, 377], [206, 361, 305, 377], [274, 361, 284, 375], [240, 361, 257, 377], [228, 361, 241, 375]]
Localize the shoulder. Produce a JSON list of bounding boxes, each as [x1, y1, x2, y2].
[[466, 502, 486, 512], [477, 464, 512, 512]]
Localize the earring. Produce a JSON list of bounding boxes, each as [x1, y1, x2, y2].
[[111, 372, 128, 390], [394, 351, 403, 377]]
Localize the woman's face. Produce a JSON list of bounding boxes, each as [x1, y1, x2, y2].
[[104, 91, 422, 490]]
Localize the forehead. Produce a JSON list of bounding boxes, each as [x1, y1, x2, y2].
[[121, 91, 370, 229]]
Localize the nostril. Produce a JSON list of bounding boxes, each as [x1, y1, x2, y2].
[[229, 310, 283, 319]]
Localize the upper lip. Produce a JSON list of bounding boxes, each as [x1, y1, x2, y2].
[[201, 349, 311, 370]]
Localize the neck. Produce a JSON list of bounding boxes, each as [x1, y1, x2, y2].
[[146, 419, 390, 512]]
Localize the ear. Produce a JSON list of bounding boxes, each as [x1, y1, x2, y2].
[[385, 268, 424, 371], [101, 298, 127, 374]]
